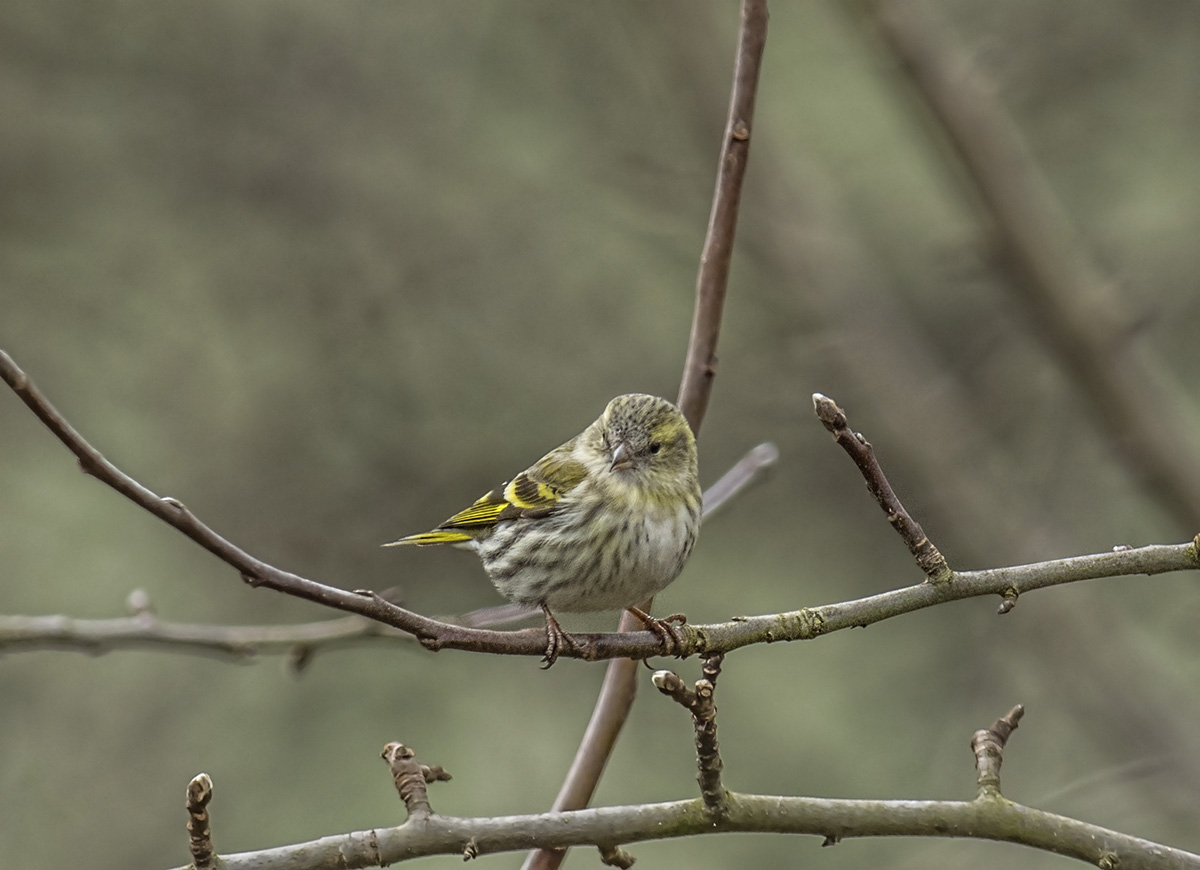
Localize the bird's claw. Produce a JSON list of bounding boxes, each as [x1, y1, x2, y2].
[[627, 606, 688, 656], [540, 605, 580, 668]]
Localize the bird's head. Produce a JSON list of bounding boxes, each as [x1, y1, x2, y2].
[[586, 394, 698, 498]]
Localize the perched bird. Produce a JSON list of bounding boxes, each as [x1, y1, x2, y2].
[[385, 393, 701, 666]]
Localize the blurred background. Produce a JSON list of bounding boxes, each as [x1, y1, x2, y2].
[[3, 1, 1199, 867]]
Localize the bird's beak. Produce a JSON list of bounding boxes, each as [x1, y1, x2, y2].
[[609, 441, 635, 472]]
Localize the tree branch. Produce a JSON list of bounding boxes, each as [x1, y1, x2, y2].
[[165, 795, 1200, 870], [166, 705, 1200, 870], [972, 705, 1023, 799], [3, 349, 1197, 664], [0, 610, 410, 659], [0, 441, 776, 660], [6, 540, 1195, 661], [675, 0, 769, 429], [185, 774, 215, 870], [653, 654, 728, 816], [813, 393, 951, 582]]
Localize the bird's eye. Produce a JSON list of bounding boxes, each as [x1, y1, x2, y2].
[[649, 441, 662, 455]]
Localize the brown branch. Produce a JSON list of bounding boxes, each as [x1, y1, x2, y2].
[[676, 0, 769, 429], [527, 5, 769, 866], [382, 743, 452, 822], [813, 393, 951, 582], [971, 705, 1024, 799], [852, 0, 1200, 532], [0, 441, 776, 659], [597, 844, 635, 869], [9, 542, 1195, 662], [653, 654, 728, 817], [3, 349, 1198, 664], [186, 773, 215, 870]]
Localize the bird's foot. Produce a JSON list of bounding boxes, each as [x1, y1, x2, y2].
[[539, 604, 580, 668], [627, 606, 688, 656]]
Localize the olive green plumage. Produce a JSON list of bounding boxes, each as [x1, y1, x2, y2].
[[386, 394, 701, 663]]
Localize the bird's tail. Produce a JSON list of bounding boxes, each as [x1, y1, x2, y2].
[[382, 530, 473, 547]]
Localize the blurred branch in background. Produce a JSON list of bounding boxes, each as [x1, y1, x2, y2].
[[3, 342, 1197, 663], [850, 0, 1200, 532], [0, 609, 410, 661]]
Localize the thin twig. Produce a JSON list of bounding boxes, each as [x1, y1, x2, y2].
[[382, 743, 452, 822], [701, 441, 778, 520], [676, 0, 769, 429], [813, 393, 951, 582], [653, 653, 728, 817], [971, 705, 1023, 799], [852, 0, 1200, 532], [186, 774, 215, 870], [527, 5, 769, 865], [0, 612, 410, 660]]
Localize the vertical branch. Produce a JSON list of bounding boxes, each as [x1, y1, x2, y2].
[[676, 0, 770, 430], [524, 3, 769, 869], [186, 773, 216, 870]]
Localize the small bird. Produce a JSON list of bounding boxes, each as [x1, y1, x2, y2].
[[385, 393, 701, 666]]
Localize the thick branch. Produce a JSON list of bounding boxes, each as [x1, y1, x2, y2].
[[163, 789, 1200, 870], [165, 705, 1198, 869]]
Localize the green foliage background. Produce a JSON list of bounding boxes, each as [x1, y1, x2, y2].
[[2, 2, 1199, 867]]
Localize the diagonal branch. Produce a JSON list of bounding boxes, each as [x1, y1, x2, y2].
[[813, 393, 951, 582], [850, 0, 1200, 532]]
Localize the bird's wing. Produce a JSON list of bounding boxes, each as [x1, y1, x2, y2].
[[386, 441, 588, 546]]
